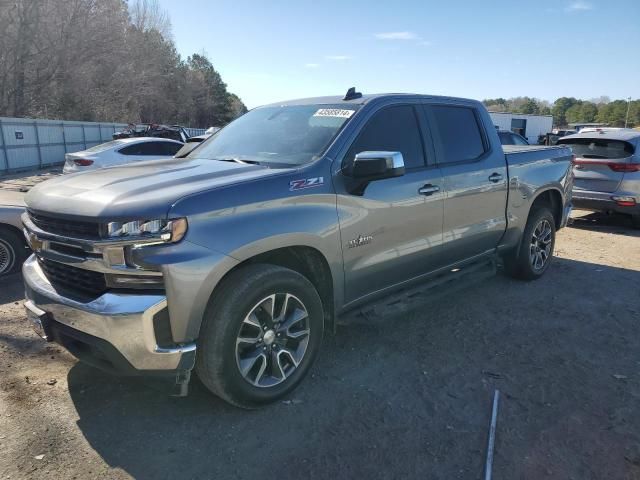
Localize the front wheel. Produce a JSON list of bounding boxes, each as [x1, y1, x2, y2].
[[196, 264, 324, 408], [504, 207, 556, 280]]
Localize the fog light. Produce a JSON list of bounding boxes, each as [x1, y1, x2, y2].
[[106, 274, 164, 289], [611, 196, 636, 207]]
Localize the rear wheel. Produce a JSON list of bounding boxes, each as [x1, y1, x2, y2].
[[0, 228, 27, 277], [196, 264, 324, 408], [631, 215, 640, 230], [504, 207, 556, 280]]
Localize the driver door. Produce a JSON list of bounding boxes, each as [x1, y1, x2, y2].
[[335, 103, 444, 304]]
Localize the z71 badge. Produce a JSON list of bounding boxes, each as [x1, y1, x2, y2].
[[348, 234, 373, 248], [289, 177, 324, 191]]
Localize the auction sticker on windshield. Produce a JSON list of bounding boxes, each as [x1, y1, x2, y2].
[[313, 109, 354, 118]]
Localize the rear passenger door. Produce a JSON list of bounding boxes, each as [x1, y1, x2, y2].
[[423, 104, 508, 266], [337, 103, 444, 303]]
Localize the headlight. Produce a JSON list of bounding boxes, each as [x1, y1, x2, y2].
[[106, 218, 188, 243]]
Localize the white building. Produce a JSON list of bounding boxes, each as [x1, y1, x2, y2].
[[489, 112, 553, 144]]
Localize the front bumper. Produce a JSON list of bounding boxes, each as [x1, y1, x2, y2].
[[23, 255, 196, 376], [572, 190, 640, 215]]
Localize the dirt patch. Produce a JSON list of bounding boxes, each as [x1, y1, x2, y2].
[[1, 211, 639, 479]]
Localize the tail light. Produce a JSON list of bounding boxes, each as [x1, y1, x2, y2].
[[573, 159, 640, 173], [607, 163, 640, 173], [611, 196, 636, 207], [73, 159, 94, 166]]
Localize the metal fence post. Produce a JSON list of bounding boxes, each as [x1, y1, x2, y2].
[[81, 124, 87, 149], [34, 120, 43, 168], [0, 118, 8, 173], [61, 122, 67, 153]]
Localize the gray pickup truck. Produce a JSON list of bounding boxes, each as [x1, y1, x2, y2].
[[22, 90, 573, 408]]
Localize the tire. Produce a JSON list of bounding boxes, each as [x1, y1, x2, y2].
[[196, 264, 324, 409], [0, 228, 27, 277], [632, 215, 640, 230], [504, 207, 556, 281]]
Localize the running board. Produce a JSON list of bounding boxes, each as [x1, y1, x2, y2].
[[338, 257, 497, 325]]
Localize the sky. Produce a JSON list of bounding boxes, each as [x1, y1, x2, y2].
[[158, 0, 639, 109]]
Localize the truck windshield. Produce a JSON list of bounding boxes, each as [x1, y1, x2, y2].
[[558, 138, 635, 159], [188, 104, 358, 166]]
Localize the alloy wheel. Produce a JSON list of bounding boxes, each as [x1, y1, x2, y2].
[[235, 293, 310, 388], [529, 219, 553, 271]]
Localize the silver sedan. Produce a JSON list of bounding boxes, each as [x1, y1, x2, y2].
[[63, 137, 184, 173]]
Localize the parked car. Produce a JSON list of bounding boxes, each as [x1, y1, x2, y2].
[[63, 137, 184, 173], [498, 130, 529, 145], [553, 129, 577, 136], [0, 190, 29, 276], [113, 123, 190, 143], [544, 129, 578, 145], [558, 129, 640, 228], [22, 90, 573, 408]]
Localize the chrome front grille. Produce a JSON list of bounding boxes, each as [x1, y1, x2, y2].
[[28, 210, 101, 239]]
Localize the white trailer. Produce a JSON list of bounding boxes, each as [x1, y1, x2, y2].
[[488, 112, 553, 145]]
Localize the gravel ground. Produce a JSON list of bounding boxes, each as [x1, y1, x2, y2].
[[1, 211, 639, 480]]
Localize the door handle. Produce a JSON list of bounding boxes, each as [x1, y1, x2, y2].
[[418, 184, 440, 196], [488, 173, 503, 183]]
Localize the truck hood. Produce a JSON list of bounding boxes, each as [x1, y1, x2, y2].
[[25, 157, 291, 220]]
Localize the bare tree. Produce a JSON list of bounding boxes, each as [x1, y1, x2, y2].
[[0, 0, 245, 126], [129, 0, 172, 39]]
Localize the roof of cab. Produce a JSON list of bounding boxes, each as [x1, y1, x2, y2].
[[262, 93, 481, 107]]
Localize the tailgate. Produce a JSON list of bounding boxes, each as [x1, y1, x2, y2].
[[559, 137, 636, 193], [572, 159, 625, 193]]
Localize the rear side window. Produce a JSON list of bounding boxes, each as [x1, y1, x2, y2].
[[557, 138, 635, 159], [345, 105, 425, 170], [119, 142, 174, 156], [84, 140, 126, 153], [161, 142, 183, 156], [427, 105, 486, 163]]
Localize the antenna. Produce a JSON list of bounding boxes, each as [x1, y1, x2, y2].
[[343, 87, 362, 101]]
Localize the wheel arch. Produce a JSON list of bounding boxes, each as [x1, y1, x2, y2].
[[0, 222, 26, 240], [508, 187, 563, 261], [188, 243, 338, 342], [529, 187, 564, 229]]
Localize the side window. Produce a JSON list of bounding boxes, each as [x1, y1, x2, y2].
[[118, 144, 143, 156], [427, 105, 486, 164], [345, 105, 425, 170], [161, 142, 183, 156]]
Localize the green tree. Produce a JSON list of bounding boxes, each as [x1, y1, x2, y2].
[[552, 97, 578, 127], [580, 102, 598, 123], [597, 100, 631, 127], [518, 97, 540, 114]]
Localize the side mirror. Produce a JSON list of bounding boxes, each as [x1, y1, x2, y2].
[[347, 151, 405, 195]]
